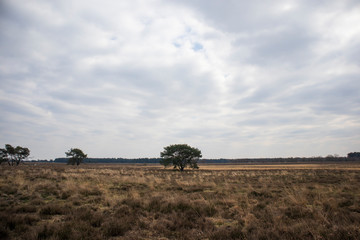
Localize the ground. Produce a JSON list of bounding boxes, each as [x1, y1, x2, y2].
[[0, 163, 360, 239]]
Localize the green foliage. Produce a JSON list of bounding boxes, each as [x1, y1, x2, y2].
[[65, 148, 87, 165], [160, 144, 202, 171], [0, 144, 30, 166]]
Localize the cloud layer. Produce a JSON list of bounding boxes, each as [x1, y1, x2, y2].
[[1, 0, 359, 159]]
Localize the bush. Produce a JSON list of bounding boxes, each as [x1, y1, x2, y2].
[[40, 204, 68, 216], [102, 218, 132, 237]]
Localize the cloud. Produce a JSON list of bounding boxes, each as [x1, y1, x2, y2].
[[0, 0, 359, 159]]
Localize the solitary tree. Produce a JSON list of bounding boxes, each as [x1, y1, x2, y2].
[[0, 144, 30, 165], [160, 144, 202, 171], [65, 148, 87, 165]]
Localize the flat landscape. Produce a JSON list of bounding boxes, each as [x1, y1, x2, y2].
[[1, 163, 360, 239]]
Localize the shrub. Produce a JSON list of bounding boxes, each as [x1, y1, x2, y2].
[[15, 205, 37, 213], [284, 205, 313, 220], [210, 226, 245, 240], [102, 218, 132, 237], [40, 204, 68, 216]]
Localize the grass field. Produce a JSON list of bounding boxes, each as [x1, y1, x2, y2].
[[1, 163, 360, 239]]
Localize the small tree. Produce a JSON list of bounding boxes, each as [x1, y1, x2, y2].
[[160, 144, 202, 171], [65, 148, 87, 165], [0, 144, 30, 166]]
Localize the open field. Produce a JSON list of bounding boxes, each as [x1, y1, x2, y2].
[[198, 163, 360, 170], [1, 163, 360, 239]]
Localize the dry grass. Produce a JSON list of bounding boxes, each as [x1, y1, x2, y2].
[[0, 163, 360, 239]]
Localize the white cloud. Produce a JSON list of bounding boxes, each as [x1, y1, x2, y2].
[[0, 0, 359, 159]]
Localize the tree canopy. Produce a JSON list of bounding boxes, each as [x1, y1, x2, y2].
[[0, 144, 30, 166], [160, 144, 202, 171], [348, 152, 360, 158], [65, 148, 87, 165]]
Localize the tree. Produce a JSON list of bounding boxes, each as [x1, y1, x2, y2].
[[65, 148, 87, 165], [160, 144, 202, 171], [348, 152, 360, 159], [0, 144, 30, 166], [0, 148, 7, 164]]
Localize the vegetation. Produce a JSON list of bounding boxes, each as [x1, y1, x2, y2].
[[348, 152, 360, 158], [160, 144, 202, 171], [0, 144, 30, 166], [53, 155, 360, 164], [0, 163, 359, 239], [54, 157, 162, 164], [65, 148, 87, 165]]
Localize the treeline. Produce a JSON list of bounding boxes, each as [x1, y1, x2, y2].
[[52, 156, 359, 164], [198, 157, 352, 164], [54, 158, 162, 164]]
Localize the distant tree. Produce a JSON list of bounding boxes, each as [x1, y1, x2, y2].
[[0, 148, 7, 164], [347, 152, 360, 159], [160, 144, 202, 171], [0, 144, 30, 166], [65, 148, 87, 165]]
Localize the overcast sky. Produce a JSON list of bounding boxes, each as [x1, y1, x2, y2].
[[1, 0, 359, 160]]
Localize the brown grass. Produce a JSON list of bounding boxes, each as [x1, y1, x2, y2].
[[0, 163, 359, 239]]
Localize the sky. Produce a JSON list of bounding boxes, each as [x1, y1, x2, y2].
[[1, 0, 359, 160]]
